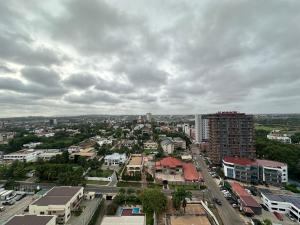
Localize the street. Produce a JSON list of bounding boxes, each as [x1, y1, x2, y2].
[[196, 156, 245, 225]]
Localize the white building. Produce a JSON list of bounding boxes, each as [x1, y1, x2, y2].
[[3, 149, 38, 162], [195, 115, 209, 143], [29, 186, 83, 225], [261, 189, 300, 223], [68, 145, 81, 153], [23, 142, 42, 149], [104, 153, 127, 165], [146, 113, 152, 122], [267, 130, 292, 144], [183, 123, 190, 136], [96, 138, 113, 147], [161, 139, 174, 154], [4, 215, 56, 225]]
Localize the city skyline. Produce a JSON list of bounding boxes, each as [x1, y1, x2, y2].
[[1, 0, 300, 117]]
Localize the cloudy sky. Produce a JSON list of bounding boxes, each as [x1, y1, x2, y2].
[[1, 0, 300, 117]]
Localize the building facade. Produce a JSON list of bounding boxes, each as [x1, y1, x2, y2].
[[104, 153, 127, 165], [195, 115, 209, 143], [223, 157, 288, 186], [207, 112, 255, 164], [29, 186, 83, 225]]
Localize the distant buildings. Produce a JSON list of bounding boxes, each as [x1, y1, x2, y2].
[[0, 132, 15, 144], [104, 153, 127, 166], [267, 130, 291, 144], [29, 186, 83, 225], [4, 215, 56, 225], [160, 137, 186, 154], [49, 119, 58, 126], [183, 123, 191, 136], [260, 189, 300, 222], [194, 114, 209, 143], [223, 157, 288, 185], [146, 113, 152, 122], [207, 112, 255, 164]]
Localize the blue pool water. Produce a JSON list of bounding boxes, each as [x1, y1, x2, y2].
[[132, 207, 140, 214]]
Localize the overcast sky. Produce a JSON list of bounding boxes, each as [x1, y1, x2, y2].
[[0, 0, 300, 117]]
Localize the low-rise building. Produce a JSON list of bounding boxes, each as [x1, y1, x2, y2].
[[260, 189, 300, 223], [104, 153, 127, 165], [37, 149, 63, 161], [223, 157, 288, 186], [161, 139, 174, 154], [155, 157, 201, 183], [3, 149, 38, 162], [126, 155, 143, 174], [173, 137, 186, 150], [267, 130, 291, 144], [23, 142, 42, 149], [0, 132, 15, 144], [143, 141, 158, 150], [29, 186, 83, 225], [230, 182, 262, 215], [4, 215, 56, 225]]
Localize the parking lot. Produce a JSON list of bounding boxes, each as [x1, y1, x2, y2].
[[0, 195, 35, 225]]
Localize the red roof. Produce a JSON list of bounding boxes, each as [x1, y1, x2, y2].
[[155, 157, 183, 168], [223, 156, 255, 166], [183, 163, 201, 181], [231, 182, 261, 208]]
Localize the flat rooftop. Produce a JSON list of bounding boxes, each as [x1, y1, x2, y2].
[[5, 215, 55, 225], [128, 156, 142, 166], [101, 216, 145, 225], [32, 186, 82, 206], [261, 189, 300, 209]]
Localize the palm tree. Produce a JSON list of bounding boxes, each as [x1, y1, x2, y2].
[[172, 187, 192, 213]]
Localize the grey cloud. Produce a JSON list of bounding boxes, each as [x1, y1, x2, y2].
[[64, 90, 121, 104], [63, 73, 98, 89], [22, 67, 61, 86]]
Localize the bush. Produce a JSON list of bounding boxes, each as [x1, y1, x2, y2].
[[106, 202, 119, 215], [122, 171, 141, 181], [146, 172, 154, 182]]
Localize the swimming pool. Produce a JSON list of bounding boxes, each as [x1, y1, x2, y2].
[[132, 207, 140, 214], [117, 207, 141, 216]]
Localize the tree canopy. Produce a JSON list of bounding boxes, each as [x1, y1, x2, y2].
[[140, 188, 167, 215]]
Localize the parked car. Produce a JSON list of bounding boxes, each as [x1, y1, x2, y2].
[[213, 198, 222, 206], [232, 203, 238, 208], [15, 193, 26, 201], [0, 206, 5, 212]]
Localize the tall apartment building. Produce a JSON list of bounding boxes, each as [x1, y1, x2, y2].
[[207, 112, 255, 164], [195, 114, 209, 143]]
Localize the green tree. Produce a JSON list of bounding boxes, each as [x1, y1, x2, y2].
[[262, 219, 272, 225], [140, 188, 167, 217], [172, 187, 192, 213]]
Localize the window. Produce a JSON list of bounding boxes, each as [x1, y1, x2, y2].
[[271, 202, 278, 205], [40, 212, 44, 215]]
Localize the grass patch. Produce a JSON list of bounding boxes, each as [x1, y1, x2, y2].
[[86, 180, 109, 185], [147, 183, 163, 188], [117, 181, 142, 187]]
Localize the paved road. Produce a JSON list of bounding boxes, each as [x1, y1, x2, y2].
[[196, 156, 245, 225]]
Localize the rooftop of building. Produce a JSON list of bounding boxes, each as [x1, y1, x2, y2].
[[101, 216, 145, 225], [5, 215, 55, 225], [5, 149, 36, 155], [223, 156, 255, 166], [155, 156, 182, 168], [231, 182, 261, 208], [170, 215, 211, 225], [260, 189, 300, 209], [183, 163, 201, 181], [223, 157, 286, 168], [32, 186, 82, 206], [256, 159, 286, 168], [104, 153, 126, 160], [128, 156, 143, 166]]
